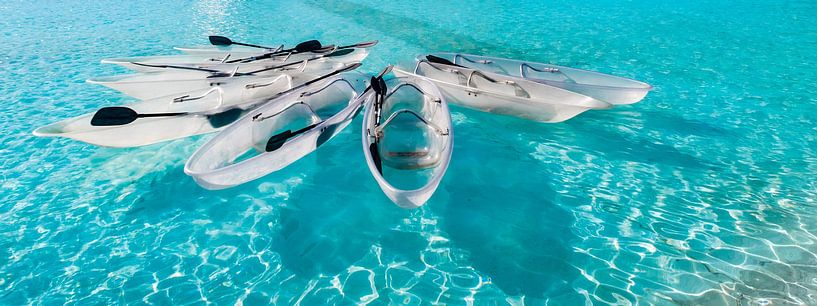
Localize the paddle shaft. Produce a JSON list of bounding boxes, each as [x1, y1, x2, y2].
[[138, 112, 187, 118], [228, 40, 372, 64]]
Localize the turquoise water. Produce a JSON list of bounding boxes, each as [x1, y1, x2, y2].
[[3, 0, 817, 304]]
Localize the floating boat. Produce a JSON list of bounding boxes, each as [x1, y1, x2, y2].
[[174, 44, 277, 56], [33, 74, 294, 147], [103, 41, 374, 73], [86, 60, 344, 100], [393, 58, 611, 123], [34, 64, 362, 147], [184, 74, 369, 189], [426, 52, 652, 105], [362, 75, 452, 209], [174, 36, 311, 56]]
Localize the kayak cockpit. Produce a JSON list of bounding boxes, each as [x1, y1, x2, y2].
[[363, 76, 452, 208]]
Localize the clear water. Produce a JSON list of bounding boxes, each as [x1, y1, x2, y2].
[[3, 0, 817, 304]]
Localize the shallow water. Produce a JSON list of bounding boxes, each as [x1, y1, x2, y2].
[[3, 0, 817, 304]]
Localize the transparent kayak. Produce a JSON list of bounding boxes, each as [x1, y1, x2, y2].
[[33, 74, 296, 148], [185, 74, 367, 189], [426, 53, 652, 105], [174, 44, 277, 56], [86, 61, 341, 100], [362, 76, 452, 209], [394, 60, 611, 123], [101, 47, 370, 73]]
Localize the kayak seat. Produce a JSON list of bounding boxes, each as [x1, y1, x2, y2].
[[378, 121, 442, 170], [380, 147, 439, 170]]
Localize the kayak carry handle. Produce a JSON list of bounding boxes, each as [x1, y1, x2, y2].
[[373, 109, 449, 137], [173, 87, 225, 110], [454, 54, 493, 65], [384, 82, 441, 104], [520, 63, 577, 84], [467, 70, 531, 98], [245, 74, 292, 89], [252, 101, 321, 123], [300, 78, 357, 97]]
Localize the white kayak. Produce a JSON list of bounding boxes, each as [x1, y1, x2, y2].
[[174, 44, 278, 56], [100, 47, 370, 74], [427, 53, 652, 105], [362, 76, 452, 209], [394, 59, 611, 123], [33, 74, 295, 148], [86, 60, 342, 100], [184, 74, 366, 189]]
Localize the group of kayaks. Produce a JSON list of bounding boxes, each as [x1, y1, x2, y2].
[[33, 36, 652, 209]]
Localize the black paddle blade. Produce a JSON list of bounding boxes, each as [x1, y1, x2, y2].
[[294, 40, 322, 52], [369, 143, 383, 174], [265, 130, 293, 152], [426, 55, 465, 68], [209, 35, 232, 46], [206, 108, 244, 128], [371, 76, 387, 96], [91, 106, 139, 126], [326, 48, 355, 57]]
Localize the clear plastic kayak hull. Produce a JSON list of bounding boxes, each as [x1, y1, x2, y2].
[[427, 53, 652, 105], [394, 62, 611, 123], [32, 74, 295, 148], [86, 62, 339, 100], [102, 48, 370, 73], [361, 76, 453, 209], [173, 44, 277, 56], [184, 74, 367, 189]]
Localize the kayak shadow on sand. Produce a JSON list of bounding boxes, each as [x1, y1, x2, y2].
[[438, 133, 583, 301], [264, 136, 408, 277]]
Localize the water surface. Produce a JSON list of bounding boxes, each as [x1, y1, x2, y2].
[[2, 0, 817, 304]]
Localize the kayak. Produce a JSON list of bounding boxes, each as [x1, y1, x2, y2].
[[88, 56, 348, 99], [426, 53, 652, 105], [88, 70, 290, 100], [362, 76, 452, 209], [86, 61, 343, 100], [174, 44, 278, 56], [100, 47, 370, 74], [393, 59, 611, 123], [184, 74, 366, 189], [33, 74, 295, 148]]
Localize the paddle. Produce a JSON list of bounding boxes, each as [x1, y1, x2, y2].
[[368, 68, 389, 174], [129, 48, 354, 75], [265, 123, 318, 151], [229, 40, 377, 64], [209, 35, 276, 50], [338, 40, 379, 49], [90, 107, 185, 126], [263, 65, 393, 153], [238, 48, 355, 76], [225, 40, 325, 64], [425, 55, 467, 68], [90, 63, 363, 127], [130, 62, 224, 74]]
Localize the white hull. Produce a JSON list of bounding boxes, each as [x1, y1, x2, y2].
[[87, 67, 331, 100], [394, 62, 610, 123], [185, 75, 366, 189], [428, 52, 652, 105], [102, 48, 370, 73], [174, 44, 274, 56], [362, 76, 452, 209], [33, 75, 294, 148]]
